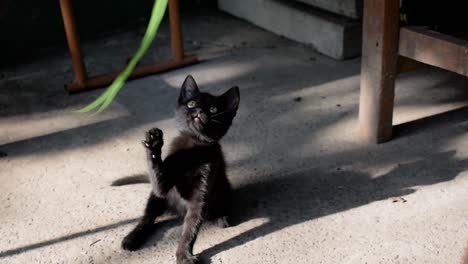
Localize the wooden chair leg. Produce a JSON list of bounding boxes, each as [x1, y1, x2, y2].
[[59, 0, 88, 87], [168, 0, 184, 61], [359, 0, 400, 144]]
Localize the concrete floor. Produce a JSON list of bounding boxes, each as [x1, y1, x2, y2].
[[1, 8, 468, 264]]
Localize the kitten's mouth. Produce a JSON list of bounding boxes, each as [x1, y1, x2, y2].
[[193, 115, 206, 125]]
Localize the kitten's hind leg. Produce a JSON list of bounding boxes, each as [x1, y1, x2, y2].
[[122, 193, 166, 251], [143, 128, 173, 197], [176, 203, 204, 264]]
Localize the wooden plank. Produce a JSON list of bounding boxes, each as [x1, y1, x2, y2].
[[359, 0, 400, 144], [399, 27, 468, 77], [397, 56, 427, 74], [66, 55, 198, 93]]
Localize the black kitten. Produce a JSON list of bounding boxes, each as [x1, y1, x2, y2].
[[121, 75, 240, 264]]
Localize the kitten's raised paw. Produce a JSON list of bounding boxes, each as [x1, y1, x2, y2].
[[142, 128, 164, 151]]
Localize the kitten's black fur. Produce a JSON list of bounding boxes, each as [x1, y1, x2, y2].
[[120, 75, 240, 264]]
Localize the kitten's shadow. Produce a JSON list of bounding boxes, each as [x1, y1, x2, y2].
[[138, 216, 183, 250], [197, 150, 467, 263]]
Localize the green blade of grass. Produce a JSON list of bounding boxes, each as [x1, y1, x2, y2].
[[76, 88, 113, 113], [77, 0, 169, 113]]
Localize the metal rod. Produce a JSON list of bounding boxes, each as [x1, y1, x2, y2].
[[168, 0, 184, 61], [66, 55, 198, 93], [59, 0, 87, 85]]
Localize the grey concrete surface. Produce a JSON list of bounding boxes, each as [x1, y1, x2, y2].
[[218, 0, 361, 60], [295, 0, 362, 19], [1, 8, 468, 264]]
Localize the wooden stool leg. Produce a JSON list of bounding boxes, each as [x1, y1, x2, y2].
[[59, 0, 88, 87], [168, 0, 184, 61], [359, 0, 400, 144], [60, 0, 198, 93]]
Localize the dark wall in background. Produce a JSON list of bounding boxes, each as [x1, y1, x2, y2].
[[0, 0, 216, 66]]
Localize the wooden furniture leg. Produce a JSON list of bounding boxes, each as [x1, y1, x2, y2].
[[59, 0, 198, 93], [168, 0, 184, 61], [59, 0, 87, 87], [359, 0, 400, 143]]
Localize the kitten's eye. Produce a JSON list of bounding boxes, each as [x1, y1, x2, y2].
[[187, 100, 197, 108], [209, 106, 218, 114]]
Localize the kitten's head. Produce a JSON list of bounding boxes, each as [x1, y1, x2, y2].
[[175, 75, 240, 143]]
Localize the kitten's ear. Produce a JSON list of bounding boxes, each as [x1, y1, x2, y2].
[[179, 75, 199, 102], [221, 86, 240, 113]]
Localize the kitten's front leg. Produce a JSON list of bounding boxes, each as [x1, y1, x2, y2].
[[143, 128, 171, 197], [122, 193, 166, 251], [176, 202, 204, 264]]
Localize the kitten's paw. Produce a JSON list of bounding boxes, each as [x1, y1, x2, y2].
[[215, 216, 231, 228], [176, 251, 199, 264], [142, 128, 164, 152], [121, 230, 146, 251]]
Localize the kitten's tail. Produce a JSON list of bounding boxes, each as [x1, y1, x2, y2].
[[111, 174, 150, 186]]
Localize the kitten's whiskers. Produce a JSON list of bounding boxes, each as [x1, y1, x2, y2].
[[210, 119, 223, 124], [210, 111, 226, 118]]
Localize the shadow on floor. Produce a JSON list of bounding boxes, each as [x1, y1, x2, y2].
[[197, 150, 466, 263], [1, 148, 464, 261], [0, 218, 139, 258]]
